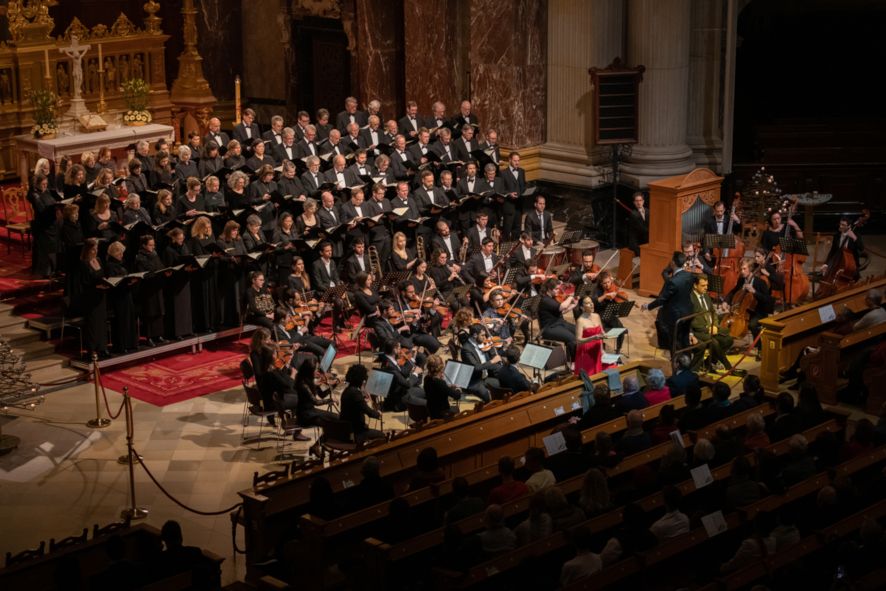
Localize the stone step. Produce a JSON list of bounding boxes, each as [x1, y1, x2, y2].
[[25, 354, 70, 372], [0, 310, 28, 329], [0, 302, 13, 314], [12, 339, 57, 362], [3, 324, 43, 346], [29, 364, 84, 387]]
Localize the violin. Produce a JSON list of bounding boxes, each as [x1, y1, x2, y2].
[[397, 349, 414, 367], [599, 283, 628, 303], [272, 340, 298, 369], [495, 306, 525, 319], [284, 311, 306, 330], [477, 336, 504, 352], [531, 273, 557, 285], [553, 282, 574, 303], [389, 308, 422, 325], [484, 284, 516, 300]]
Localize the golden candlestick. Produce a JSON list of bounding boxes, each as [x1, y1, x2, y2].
[[234, 75, 241, 125], [97, 66, 106, 114]]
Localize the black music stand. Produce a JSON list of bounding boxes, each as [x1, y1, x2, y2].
[[706, 273, 725, 299], [502, 267, 518, 286], [320, 284, 350, 345], [703, 233, 736, 251], [599, 300, 635, 357], [779, 236, 809, 305], [498, 240, 517, 257], [380, 271, 409, 292], [557, 230, 583, 246], [521, 294, 541, 342]]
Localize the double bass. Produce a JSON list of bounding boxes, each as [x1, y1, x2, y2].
[[817, 209, 870, 298], [775, 197, 810, 304], [712, 195, 745, 295]]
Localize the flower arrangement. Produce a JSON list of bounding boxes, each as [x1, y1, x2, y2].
[[121, 78, 152, 126], [28, 88, 58, 138]]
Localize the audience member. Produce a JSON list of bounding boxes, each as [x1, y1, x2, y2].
[[524, 447, 556, 493], [559, 526, 603, 586], [91, 534, 143, 591], [157, 520, 214, 589], [588, 431, 621, 469], [409, 447, 446, 491], [703, 382, 733, 424], [725, 455, 766, 508], [650, 403, 678, 444], [642, 368, 671, 405], [575, 384, 620, 428], [615, 376, 649, 412], [712, 425, 740, 466], [769, 392, 802, 442], [691, 438, 715, 468], [383, 497, 416, 543], [657, 444, 690, 485], [649, 486, 690, 541], [477, 504, 517, 554], [515, 491, 553, 546], [616, 410, 652, 455], [796, 383, 827, 429], [782, 434, 817, 486], [488, 455, 530, 505], [308, 476, 340, 520], [546, 426, 590, 481], [444, 477, 486, 524], [841, 419, 875, 461], [743, 412, 771, 451], [351, 456, 395, 510], [720, 512, 776, 573], [545, 486, 586, 531], [665, 354, 698, 398], [601, 503, 656, 566], [578, 468, 612, 516], [678, 384, 708, 431], [733, 374, 765, 411]]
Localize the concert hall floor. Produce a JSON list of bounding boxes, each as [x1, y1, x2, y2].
[[2, 238, 884, 586]]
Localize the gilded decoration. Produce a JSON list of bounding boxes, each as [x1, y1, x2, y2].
[[6, 0, 58, 44]]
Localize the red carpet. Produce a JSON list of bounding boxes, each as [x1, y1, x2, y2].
[[0, 246, 50, 299], [102, 339, 248, 407]]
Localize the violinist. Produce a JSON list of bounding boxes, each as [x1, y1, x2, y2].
[[513, 262, 543, 299], [538, 278, 578, 361], [688, 275, 733, 372], [675, 242, 711, 278], [398, 281, 444, 348], [752, 248, 784, 292], [467, 238, 500, 284], [594, 271, 627, 354], [481, 290, 515, 345], [568, 252, 601, 300], [255, 345, 310, 440], [457, 323, 503, 402], [820, 217, 864, 282], [371, 300, 422, 356], [723, 259, 773, 348], [352, 271, 381, 318], [292, 356, 339, 430], [245, 271, 276, 330], [761, 208, 803, 253], [379, 340, 425, 412], [273, 307, 331, 358], [429, 249, 466, 310], [424, 354, 462, 419], [339, 364, 386, 445], [287, 256, 312, 298]]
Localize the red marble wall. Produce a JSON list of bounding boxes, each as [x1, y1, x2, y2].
[[470, 0, 547, 148], [402, 0, 466, 119], [355, 0, 404, 119]]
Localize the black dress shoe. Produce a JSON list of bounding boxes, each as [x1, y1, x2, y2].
[[266, 415, 276, 427], [145, 338, 157, 347]]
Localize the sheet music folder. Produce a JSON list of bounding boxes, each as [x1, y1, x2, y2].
[[443, 360, 473, 389], [366, 370, 393, 398], [519, 343, 553, 370]]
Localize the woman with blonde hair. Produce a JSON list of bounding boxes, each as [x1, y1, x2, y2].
[[87, 193, 119, 243], [226, 170, 249, 209], [80, 150, 100, 184], [32, 157, 52, 189], [390, 231, 416, 272], [189, 216, 219, 332], [152, 188, 175, 226], [423, 354, 461, 419]]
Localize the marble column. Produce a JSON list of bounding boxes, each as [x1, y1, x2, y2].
[[470, 0, 547, 149], [403, 0, 463, 115], [197, 0, 243, 101], [355, 0, 403, 120], [620, 0, 696, 188], [241, 0, 288, 103], [686, 0, 725, 171], [540, 0, 624, 185]]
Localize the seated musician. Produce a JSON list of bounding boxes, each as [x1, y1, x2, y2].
[[688, 274, 733, 372], [255, 345, 310, 440], [379, 340, 425, 411], [593, 271, 627, 354], [702, 199, 742, 264], [482, 289, 515, 345], [245, 271, 275, 330], [510, 232, 537, 270], [343, 237, 372, 285], [400, 279, 444, 341], [428, 249, 466, 310], [287, 256, 312, 299], [311, 241, 344, 330], [568, 252, 600, 300], [352, 271, 381, 319], [466, 237, 501, 285], [339, 364, 386, 445], [753, 247, 784, 292], [538, 278, 578, 361], [466, 211, 498, 253], [497, 346, 533, 394], [292, 357, 339, 430], [723, 258, 773, 350], [272, 307, 332, 358], [677, 242, 712, 279], [820, 217, 864, 282], [424, 354, 462, 419], [457, 323, 503, 403]]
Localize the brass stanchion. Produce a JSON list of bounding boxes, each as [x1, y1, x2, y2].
[[119, 387, 148, 521], [86, 353, 110, 428]]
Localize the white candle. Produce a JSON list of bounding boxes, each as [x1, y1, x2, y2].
[[44, 48, 50, 78], [98, 43, 102, 63]]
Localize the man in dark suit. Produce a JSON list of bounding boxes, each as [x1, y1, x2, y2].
[[689, 274, 734, 371], [339, 188, 371, 248], [466, 238, 501, 285], [627, 192, 649, 256], [271, 128, 298, 165], [453, 124, 477, 162], [821, 216, 865, 281], [343, 122, 364, 153], [431, 219, 464, 264], [429, 128, 460, 166], [523, 195, 553, 244], [232, 108, 261, 150], [388, 135, 414, 181], [345, 150, 372, 187], [477, 128, 502, 167], [455, 161, 482, 232], [509, 232, 537, 271], [323, 155, 349, 190], [202, 117, 229, 156], [316, 191, 344, 258], [300, 156, 323, 196], [323, 129, 353, 160], [359, 116, 387, 160], [614, 376, 649, 413], [262, 115, 285, 147], [424, 101, 452, 141], [465, 211, 496, 253], [311, 241, 340, 292], [665, 354, 699, 398], [291, 111, 311, 142], [458, 324, 502, 402], [724, 258, 773, 347], [702, 200, 742, 267], [499, 152, 526, 241], [365, 183, 393, 263], [377, 340, 425, 411], [342, 237, 372, 284], [294, 125, 320, 160], [413, 170, 449, 215], [407, 129, 432, 169], [452, 100, 480, 140], [335, 96, 368, 133], [495, 346, 532, 394], [476, 163, 505, 230], [643, 252, 694, 350], [398, 101, 422, 138]]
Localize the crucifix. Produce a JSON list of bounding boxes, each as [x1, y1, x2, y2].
[[60, 35, 92, 119]]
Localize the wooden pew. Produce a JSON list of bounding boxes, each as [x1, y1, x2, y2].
[[799, 322, 886, 404], [758, 277, 886, 392], [0, 523, 224, 591], [238, 361, 667, 570], [690, 403, 777, 442]]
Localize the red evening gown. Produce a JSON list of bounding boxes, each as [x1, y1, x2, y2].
[[574, 324, 603, 376]]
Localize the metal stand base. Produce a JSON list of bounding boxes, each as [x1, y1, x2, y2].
[[121, 507, 149, 520], [87, 417, 111, 428], [0, 433, 21, 455], [117, 453, 144, 465]]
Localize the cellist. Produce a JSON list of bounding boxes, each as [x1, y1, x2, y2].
[[820, 217, 864, 283], [722, 259, 773, 352]]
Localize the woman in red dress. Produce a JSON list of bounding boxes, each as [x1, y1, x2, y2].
[[574, 296, 604, 375]]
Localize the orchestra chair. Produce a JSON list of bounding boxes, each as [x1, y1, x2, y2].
[[0, 185, 33, 255], [240, 359, 279, 448], [49, 528, 88, 553], [317, 417, 360, 461], [488, 385, 513, 402], [406, 401, 429, 427], [92, 517, 132, 539], [5, 540, 45, 568]]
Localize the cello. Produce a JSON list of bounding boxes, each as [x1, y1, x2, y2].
[[817, 209, 870, 298]]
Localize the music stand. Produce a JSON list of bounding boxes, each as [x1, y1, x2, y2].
[[779, 236, 809, 305], [556, 230, 583, 246], [599, 300, 635, 357], [320, 284, 350, 346], [706, 273, 725, 299], [519, 343, 553, 383], [498, 240, 517, 257], [521, 295, 541, 342], [502, 266, 519, 286], [366, 369, 394, 431], [703, 233, 736, 251], [380, 271, 409, 292], [452, 284, 471, 302]]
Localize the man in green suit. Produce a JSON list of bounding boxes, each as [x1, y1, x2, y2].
[[689, 274, 733, 371]]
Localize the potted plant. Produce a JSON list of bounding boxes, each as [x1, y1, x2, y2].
[[28, 89, 59, 139], [121, 78, 152, 126]]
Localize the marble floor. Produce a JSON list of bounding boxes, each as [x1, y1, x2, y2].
[[2, 236, 883, 586]]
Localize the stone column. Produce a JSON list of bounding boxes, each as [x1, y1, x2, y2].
[[686, 0, 725, 171], [620, 0, 695, 188], [355, 0, 403, 119], [540, 0, 624, 185]]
